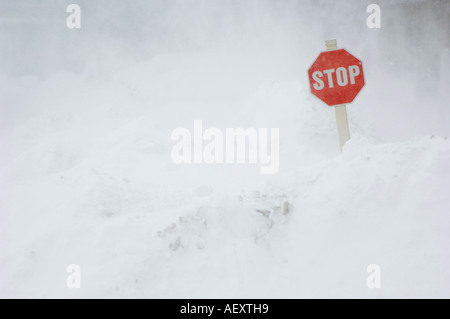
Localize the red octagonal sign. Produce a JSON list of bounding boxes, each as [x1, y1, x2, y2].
[[308, 49, 365, 106]]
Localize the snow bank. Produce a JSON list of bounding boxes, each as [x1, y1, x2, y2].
[[1, 53, 450, 298]]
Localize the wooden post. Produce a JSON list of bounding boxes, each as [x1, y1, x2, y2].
[[326, 39, 350, 151], [335, 105, 351, 149], [325, 39, 337, 51]]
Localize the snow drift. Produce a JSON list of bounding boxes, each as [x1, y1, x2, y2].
[[1, 0, 450, 298], [1, 54, 449, 298]]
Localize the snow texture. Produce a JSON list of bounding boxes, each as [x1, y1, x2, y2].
[[1, 0, 450, 298]]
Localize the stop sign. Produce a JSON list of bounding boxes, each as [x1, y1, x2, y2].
[[308, 49, 365, 106]]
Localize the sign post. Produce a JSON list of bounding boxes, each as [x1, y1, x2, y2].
[[326, 40, 350, 151], [308, 39, 365, 151]]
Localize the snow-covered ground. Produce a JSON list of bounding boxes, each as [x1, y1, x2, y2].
[[1, 51, 449, 298], [1, 1, 450, 298]]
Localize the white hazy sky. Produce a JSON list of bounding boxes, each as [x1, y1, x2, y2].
[[0, 0, 449, 138]]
